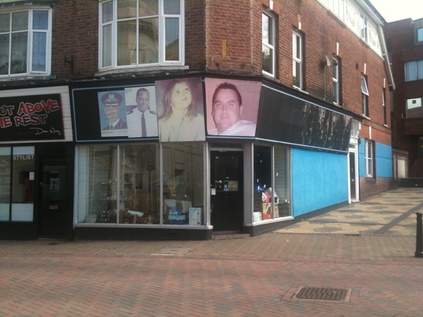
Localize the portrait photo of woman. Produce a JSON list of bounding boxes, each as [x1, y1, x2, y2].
[[155, 77, 205, 142]]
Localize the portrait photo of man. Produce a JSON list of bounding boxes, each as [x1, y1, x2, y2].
[[125, 86, 158, 138], [205, 78, 260, 137], [98, 91, 128, 137]]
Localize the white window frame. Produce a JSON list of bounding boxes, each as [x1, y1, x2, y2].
[[360, 13, 368, 42], [333, 0, 344, 21], [382, 89, 387, 125], [98, 0, 185, 71], [0, 8, 52, 78], [332, 56, 340, 104], [292, 30, 303, 89], [361, 75, 369, 117], [262, 10, 275, 77], [365, 139, 375, 178]]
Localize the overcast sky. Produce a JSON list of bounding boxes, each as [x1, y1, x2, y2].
[[369, 0, 423, 22]]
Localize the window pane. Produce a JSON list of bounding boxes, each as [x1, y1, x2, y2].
[[11, 32, 27, 74], [118, 0, 137, 19], [418, 60, 423, 79], [77, 145, 118, 223], [0, 34, 9, 75], [139, 17, 158, 64], [0, 13, 10, 32], [163, 143, 204, 225], [102, 24, 112, 67], [262, 45, 272, 74], [164, 0, 180, 14], [102, 1, 113, 23], [405, 61, 417, 81], [32, 32, 46, 71], [165, 17, 179, 61], [33, 11, 48, 30], [140, 0, 158, 16], [0, 147, 11, 221], [274, 145, 290, 218], [12, 11, 28, 31], [254, 145, 272, 221], [11, 147, 35, 222], [117, 21, 137, 65], [418, 28, 423, 42], [361, 76, 368, 94], [262, 13, 269, 44], [119, 144, 160, 224]]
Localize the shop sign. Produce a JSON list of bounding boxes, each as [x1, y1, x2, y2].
[[0, 94, 64, 141]]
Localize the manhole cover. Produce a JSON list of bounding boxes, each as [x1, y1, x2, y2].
[[295, 287, 348, 301]]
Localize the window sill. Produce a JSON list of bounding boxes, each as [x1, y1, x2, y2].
[[362, 114, 371, 120], [0, 74, 53, 82], [96, 65, 189, 77]]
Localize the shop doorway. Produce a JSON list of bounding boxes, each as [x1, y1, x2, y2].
[[210, 151, 244, 232], [38, 156, 69, 237]]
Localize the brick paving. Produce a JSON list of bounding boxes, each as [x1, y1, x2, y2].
[[1, 188, 423, 316]]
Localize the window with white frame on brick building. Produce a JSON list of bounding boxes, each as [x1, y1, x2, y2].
[[99, 0, 184, 70], [0, 8, 52, 77], [262, 10, 276, 77]]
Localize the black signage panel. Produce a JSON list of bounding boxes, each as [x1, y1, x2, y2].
[[257, 86, 352, 152], [0, 94, 64, 141]]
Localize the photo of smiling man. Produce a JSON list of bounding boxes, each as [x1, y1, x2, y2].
[[205, 78, 260, 137]]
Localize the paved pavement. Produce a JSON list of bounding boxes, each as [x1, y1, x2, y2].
[[1, 187, 423, 316]]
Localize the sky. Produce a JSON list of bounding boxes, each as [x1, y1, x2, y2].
[[369, 0, 423, 22]]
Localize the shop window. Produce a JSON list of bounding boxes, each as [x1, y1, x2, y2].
[[0, 9, 51, 77], [253, 144, 290, 222], [99, 0, 184, 70], [0, 146, 35, 222], [76, 142, 204, 226], [262, 10, 276, 77], [406, 98, 423, 118]]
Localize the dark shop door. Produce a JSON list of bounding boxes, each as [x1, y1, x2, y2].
[[38, 156, 68, 237], [210, 151, 244, 232]]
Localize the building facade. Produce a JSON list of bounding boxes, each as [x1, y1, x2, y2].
[[0, 0, 393, 240], [384, 18, 423, 179]]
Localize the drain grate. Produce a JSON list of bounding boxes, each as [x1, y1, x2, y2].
[[295, 287, 348, 301]]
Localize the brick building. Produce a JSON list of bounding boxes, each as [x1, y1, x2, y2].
[[384, 18, 423, 179], [0, 0, 393, 240]]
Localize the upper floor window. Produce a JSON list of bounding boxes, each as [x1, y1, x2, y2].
[[365, 139, 375, 178], [382, 89, 387, 125], [360, 13, 368, 42], [405, 60, 423, 81], [262, 11, 275, 77], [292, 30, 303, 89], [0, 9, 51, 77], [332, 56, 341, 104], [406, 97, 423, 118], [361, 75, 369, 117], [100, 0, 184, 70], [417, 28, 423, 43], [333, 0, 344, 21]]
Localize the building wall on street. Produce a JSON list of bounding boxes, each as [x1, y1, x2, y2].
[[291, 148, 348, 217], [358, 141, 392, 198], [384, 18, 423, 177]]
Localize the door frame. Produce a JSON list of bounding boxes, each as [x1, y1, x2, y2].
[[209, 145, 245, 233]]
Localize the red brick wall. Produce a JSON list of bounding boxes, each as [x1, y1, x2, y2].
[[384, 18, 423, 176], [51, 0, 99, 79]]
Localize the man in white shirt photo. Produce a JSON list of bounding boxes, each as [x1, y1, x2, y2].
[[127, 87, 158, 138]]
